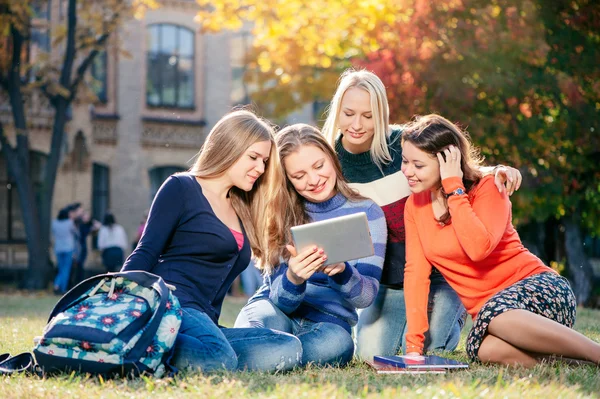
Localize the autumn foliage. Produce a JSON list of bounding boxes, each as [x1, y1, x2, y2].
[[197, 0, 600, 236]]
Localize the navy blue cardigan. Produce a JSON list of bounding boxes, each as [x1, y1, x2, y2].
[[122, 174, 251, 324]]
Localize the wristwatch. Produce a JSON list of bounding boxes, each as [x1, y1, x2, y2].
[[447, 188, 466, 196]]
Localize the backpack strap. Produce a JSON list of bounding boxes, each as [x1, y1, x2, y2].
[[46, 274, 112, 322], [47, 271, 168, 322], [123, 275, 171, 363], [0, 353, 40, 376]]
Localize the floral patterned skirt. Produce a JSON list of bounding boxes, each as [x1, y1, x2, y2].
[[466, 272, 577, 361]]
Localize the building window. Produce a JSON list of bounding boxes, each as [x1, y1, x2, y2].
[[0, 151, 47, 243], [146, 24, 194, 109], [28, 1, 51, 82], [0, 2, 50, 81], [92, 163, 110, 222], [90, 50, 108, 103], [31, 1, 50, 19], [230, 32, 254, 106], [149, 166, 185, 202]]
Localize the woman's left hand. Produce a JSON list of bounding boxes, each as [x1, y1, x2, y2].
[[321, 262, 345, 276], [437, 145, 463, 181], [493, 166, 522, 196]]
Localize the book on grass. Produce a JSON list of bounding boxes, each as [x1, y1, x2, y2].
[[365, 360, 447, 374], [373, 355, 469, 370]]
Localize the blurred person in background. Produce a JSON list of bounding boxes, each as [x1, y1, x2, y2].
[[97, 213, 128, 272], [51, 207, 77, 294]]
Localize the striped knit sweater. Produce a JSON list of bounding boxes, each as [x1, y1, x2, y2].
[[249, 192, 387, 333], [335, 127, 409, 286]]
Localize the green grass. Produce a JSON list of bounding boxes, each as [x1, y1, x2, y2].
[[1, 292, 599, 398]]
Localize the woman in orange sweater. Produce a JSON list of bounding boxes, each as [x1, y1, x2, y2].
[[401, 114, 600, 366]]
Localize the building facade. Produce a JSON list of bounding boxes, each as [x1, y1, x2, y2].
[[0, 0, 315, 273]]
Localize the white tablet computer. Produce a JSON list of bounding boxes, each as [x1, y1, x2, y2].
[[290, 212, 374, 266]]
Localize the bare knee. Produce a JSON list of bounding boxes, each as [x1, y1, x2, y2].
[[478, 335, 537, 368]]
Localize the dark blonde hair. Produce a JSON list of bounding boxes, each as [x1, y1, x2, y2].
[[402, 114, 483, 225], [260, 123, 365, 272], [189, 109, 275, 265]]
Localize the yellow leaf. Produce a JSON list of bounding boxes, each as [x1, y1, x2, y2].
[[491, 5, 502, 18]]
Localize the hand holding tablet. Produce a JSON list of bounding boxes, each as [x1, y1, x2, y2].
[[285, 244, 328, 285], [290, 212, 375, 270]]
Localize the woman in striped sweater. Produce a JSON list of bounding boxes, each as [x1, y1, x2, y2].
[[322, 69, 522, 360], [235, 124, 387, 366]]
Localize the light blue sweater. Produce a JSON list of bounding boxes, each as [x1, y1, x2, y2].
[[249, 192, 387, 332], [52, 219, 76, 254]]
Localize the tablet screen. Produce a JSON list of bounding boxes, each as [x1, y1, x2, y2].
[[290, 212, 374, 266]]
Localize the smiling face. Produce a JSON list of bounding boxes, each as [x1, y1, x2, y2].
[[227, 140, 272, 191], [283, 144, 337, 203], [338, 87, 375, 154], [401, 141, 441, 193]]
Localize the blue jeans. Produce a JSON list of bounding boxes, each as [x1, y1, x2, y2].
[[173, 307, 302, 373], [54, 251, 74, 293], [235, 299, 354, 367], [355, 270, 466, 359]]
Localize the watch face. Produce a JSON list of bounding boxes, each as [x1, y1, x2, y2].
[[455, 188, 465, 195]]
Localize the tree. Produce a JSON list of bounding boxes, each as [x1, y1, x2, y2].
[[361, 0, 600, 303], [196, 0, 409, 119], [0, 0, 157, 289], [198, 0, 600, 303]]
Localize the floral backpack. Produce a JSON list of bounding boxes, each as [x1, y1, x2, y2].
[[32, 271, 182, 377]]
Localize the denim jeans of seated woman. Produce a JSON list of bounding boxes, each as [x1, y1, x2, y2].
[[235, 299, 355, 367], [173, 307, 302, 373], [355, 269, 466, 359]]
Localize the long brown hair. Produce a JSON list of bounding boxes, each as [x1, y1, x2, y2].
[[260, 123, 365, 273], [188, 109, 275, 265], [402, 114, 483, 225]]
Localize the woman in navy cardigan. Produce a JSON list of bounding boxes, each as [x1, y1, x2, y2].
[[122, 110, 302, 373]]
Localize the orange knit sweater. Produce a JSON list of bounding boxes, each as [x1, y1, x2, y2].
[[404, 175, 553, 354]]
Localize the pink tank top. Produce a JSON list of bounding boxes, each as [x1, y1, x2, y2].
[[230, 228, 244, 250]]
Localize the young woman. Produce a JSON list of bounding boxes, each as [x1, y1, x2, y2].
[[98, 213, 128, 273], [401, 114, 600, 366], [234, 124, 387, 367], [321, 69, 523, 359], [121, 110, 302, 373]]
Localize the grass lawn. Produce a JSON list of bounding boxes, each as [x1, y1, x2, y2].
[[1, 291, 599, 398]]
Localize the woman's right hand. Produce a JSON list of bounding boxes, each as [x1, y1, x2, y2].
[[285, 244, 327, 285]]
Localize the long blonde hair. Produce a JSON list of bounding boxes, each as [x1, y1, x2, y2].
[[260, 123, 365, 273], [402, 114, 483, 225], [189, 109, 275, 265], [322, 69, 391, 168]]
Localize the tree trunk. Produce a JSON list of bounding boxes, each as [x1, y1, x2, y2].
[[519, 220, 547, 262], [18, 181, 50, 290], [2, 0, 115, 290], [23, 0, 77, 289], [563, 213, 593, 305], [25, 98, 71, 289]]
